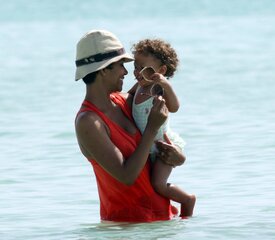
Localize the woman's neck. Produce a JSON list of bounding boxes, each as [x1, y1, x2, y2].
[[85, 84, 114, 112]]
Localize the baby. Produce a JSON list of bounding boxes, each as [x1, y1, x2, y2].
[[129, 38, 196, 217]]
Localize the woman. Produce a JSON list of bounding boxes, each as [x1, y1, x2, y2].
[[74, 29, 185, 222]]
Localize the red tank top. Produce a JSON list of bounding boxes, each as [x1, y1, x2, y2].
[[77, 92, 174, 222]]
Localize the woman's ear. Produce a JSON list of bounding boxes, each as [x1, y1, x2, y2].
[[99, 68, 107, 77], [100, 64, 114, 76]]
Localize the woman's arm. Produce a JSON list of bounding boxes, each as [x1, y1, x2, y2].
[[75, 96, 168, 185]]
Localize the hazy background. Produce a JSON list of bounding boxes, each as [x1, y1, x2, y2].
[[1, 1, 275, 239]]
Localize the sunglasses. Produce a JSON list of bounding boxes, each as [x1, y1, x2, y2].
[[140, 84, 164, 97], [139, 66, 157, 82], [139, 66, 164, 97]]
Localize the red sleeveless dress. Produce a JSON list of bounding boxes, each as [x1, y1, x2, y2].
[[77, 92, 174, 222]]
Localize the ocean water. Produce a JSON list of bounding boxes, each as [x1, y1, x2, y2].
[[1, 0, 275, 239]]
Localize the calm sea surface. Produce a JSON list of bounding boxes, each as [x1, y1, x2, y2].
[[1, 1, 275, 239]]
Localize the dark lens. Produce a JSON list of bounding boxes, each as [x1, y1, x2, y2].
[[142, 67, 155, 80], [151, 84, 164, 96], [157, 88, 164, 96]]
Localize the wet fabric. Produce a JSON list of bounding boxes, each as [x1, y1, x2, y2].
[[76, 92, 174, 222]]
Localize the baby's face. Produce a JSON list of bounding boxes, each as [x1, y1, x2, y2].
[[133, 53, 162, 86]]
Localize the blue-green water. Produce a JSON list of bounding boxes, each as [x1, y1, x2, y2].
[[1, 1, 275, 239]]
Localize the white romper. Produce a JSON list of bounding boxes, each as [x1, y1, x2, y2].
[[132, 85, 185, 161]]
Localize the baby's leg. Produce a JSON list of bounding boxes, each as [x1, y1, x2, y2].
[[151, 159, 196, 216], [151, 159, 173, 196]]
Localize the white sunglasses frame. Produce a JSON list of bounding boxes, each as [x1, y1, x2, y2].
[[139, 66, 165, 97], [139, 66, 157, 82]]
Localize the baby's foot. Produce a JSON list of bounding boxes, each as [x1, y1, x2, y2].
[[180, 195, 196, 217]]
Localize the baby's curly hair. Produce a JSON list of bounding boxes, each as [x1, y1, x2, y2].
[[132, 39, 179, 78]]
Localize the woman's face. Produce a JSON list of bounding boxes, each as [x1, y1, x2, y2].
[[134, 53, 162, 87], [105, 60, 128, 92]]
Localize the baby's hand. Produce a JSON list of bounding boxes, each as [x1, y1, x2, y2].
[[151, 73, 167, 85]]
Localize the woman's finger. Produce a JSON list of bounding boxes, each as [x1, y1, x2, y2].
[[155, 140, 173, 151], [163, 133, 172, 144]]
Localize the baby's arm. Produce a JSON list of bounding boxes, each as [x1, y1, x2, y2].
[[128, 82, 139, 96], [152, 73, 180, 113]]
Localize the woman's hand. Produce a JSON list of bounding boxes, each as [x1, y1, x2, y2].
[[155, 133, 186, 167], [146, 96, 168, 132]]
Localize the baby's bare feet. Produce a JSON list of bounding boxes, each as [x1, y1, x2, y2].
[[180, 195, 196, 217]]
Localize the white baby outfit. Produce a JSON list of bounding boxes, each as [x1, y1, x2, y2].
[[132, 85, 185, 162]]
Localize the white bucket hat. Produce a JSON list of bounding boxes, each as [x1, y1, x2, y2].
[[75, 29, 134, 81]]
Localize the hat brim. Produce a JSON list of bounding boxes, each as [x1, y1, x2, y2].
[[75, 53, 134, 81]]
